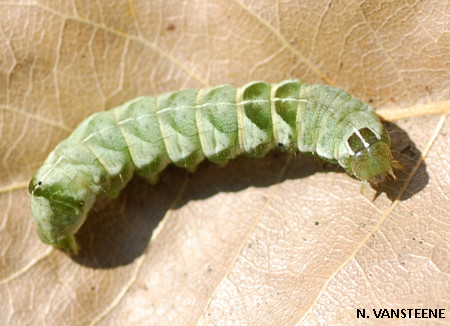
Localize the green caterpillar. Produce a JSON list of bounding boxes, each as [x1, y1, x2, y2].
[[29, 79, 399, 254]]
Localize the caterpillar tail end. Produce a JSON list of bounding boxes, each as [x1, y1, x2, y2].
[[29, 177, 89, 256], [360, 180, 368, 194], [51, 235, 80, 255]]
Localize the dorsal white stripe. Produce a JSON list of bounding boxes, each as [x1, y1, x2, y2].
[[353, 127, 370, 148]]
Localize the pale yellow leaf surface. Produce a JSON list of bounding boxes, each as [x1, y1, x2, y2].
[[0, 1, 449, 325]]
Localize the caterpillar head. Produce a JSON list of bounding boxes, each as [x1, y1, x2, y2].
[[345, 128, 401, 185]]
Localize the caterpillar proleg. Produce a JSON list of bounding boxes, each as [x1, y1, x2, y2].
[[29, 79, 399, 254]]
